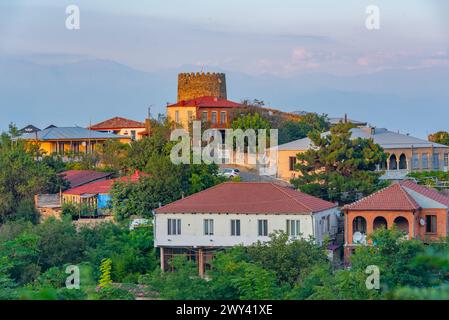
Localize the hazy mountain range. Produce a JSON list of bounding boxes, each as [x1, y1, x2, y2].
[[1, 55, 448, 138]]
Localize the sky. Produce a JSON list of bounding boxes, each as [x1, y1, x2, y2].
[[0, 1, 448, 137]]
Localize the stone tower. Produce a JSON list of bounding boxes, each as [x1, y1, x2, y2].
[[177, 72, 227, 102]]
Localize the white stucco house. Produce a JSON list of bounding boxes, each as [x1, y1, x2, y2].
[[154, 182, 339, 276]]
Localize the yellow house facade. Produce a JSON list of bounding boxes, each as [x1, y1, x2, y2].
[[276, 126, 449, 182], [19, 126, 131, 155], [166, 105, 197, 129]]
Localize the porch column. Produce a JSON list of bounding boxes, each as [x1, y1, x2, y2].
[[386, 215, 395, 230], [198, 248, 205, 278], [160, 247, 165, 272], [346, 212, 353, 244], [408, 215, 414, 240], [366, 216, 374, 244]]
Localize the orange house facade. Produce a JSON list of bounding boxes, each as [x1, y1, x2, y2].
[[167, 96, 241, 131], [343, 180, 449, 261]]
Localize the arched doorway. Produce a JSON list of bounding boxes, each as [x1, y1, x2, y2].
[[394, 216, 409, 235], [399, 154, 407, 170], [389, 154, 397, 170], [353, 216, 367, 233], [352, 216, 367, 244], [373, 217, 387, 230]]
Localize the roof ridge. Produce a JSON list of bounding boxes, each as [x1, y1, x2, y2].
[[269, 183, 314, 212], [343, 183, 394, 210], [156, 182, 227, 211], [344, 182, 421, 211], [397, 183, 421, 209], [401, 180, 449, 206]]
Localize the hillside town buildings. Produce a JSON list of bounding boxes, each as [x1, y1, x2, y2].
[[276, 126, 449, 182], [343, 180, 449, 261], [154, 182, 339, 276]]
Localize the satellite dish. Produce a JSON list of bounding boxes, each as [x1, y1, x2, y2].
[[353, 231, 363, 243], [420, 218, 426, 226]]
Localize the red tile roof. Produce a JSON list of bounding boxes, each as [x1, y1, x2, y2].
[[63, 171, 145, 196], [168, 96, 241, 108], [343, 182, 422, 211], [400, 180, 449, 207], [156, 182, 337, 214], [61, 170, 113, 188], [89, 117, 145, 130]]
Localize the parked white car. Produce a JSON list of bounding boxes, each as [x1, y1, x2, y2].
[[219, 168, 240, 179], [129, 218, 151, 230]]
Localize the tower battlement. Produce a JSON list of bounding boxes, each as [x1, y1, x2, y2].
[[177, 72, 227, 102]]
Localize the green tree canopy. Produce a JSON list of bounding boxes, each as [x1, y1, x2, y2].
[[278, 113, 330, 144], [0, 129, 62, 222], [428, 131, 449, 146], [291, 123, 388, 204]]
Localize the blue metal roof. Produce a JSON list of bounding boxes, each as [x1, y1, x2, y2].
[[19, 126, 128, 140]]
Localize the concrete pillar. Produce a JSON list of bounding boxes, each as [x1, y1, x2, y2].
[[366, 216, 374, 244], [198, 248, 205, 278], [160, 247, 165, 272], [346, 213, 353, 245], [408, 215, 414, 239]]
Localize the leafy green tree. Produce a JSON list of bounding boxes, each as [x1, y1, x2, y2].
[[428, 131, 449, 146], [99, 258, 113, 288], [8, 199, 41, 224], [125, 120, 174, 171], [0, 133, 58, 221], [291, 123, 388, 204], [279, 114, 330, 144], [111, 156, 222, 221], [0, 232, 41, 285], [231, 112, 271, 143], [0, 256, 18, 300], [209, 247, 284, 300], [80, 223, 158, 283], [40, 155, 70, 193], [351, 227, 432, 290], [95, 286, 135, 300], [246, 231, 328, 288], [33, 217, 85, 271], [62, 203, 81, 221], [140, 257, 211, 300], [97, 140, 130, 173]]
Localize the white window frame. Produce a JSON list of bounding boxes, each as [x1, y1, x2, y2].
[[211, 111, 217, 124], [204, 219, 214, 236], [231, 219, 241, 236], [286, 219, 301, 237], [220, 111, 227, 124], [168, 218, 181, 235], [258, 219, 268, 236]]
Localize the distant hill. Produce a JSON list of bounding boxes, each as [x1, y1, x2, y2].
[[1, 55, 448, 138]]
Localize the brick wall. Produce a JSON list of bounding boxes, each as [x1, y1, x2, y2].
[[178, 72, 227, 102]]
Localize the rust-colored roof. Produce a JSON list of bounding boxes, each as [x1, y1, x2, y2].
[[61, 170, 112, 188], [156, 182, 337, 214], [63, 171, 145, 196], [89, 117, 145, 130], [168, 96, 241, 108], [344, 180, 449, 212], [343, 183, 421, 211], [400, 180, 449, 207]]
